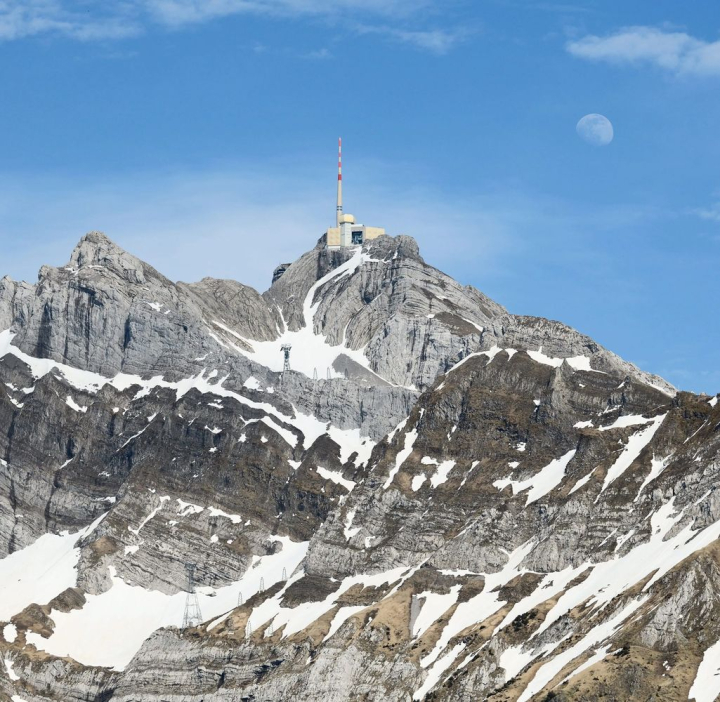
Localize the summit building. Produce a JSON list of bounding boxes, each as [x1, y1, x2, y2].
[[326, 138, 386, 248]]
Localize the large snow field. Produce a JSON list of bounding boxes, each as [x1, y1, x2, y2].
[[21, 535, 307, 670]]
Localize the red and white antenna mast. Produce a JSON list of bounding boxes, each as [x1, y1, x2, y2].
[[336, 137, 343, 227]]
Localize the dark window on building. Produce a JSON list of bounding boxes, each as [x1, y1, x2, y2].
[[352, 230, 363, 245]]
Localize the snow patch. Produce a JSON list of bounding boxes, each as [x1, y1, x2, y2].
[[412, 473, 427, 491], [635, 455, 672, 501], [316, 466, 355, 492], [176, 499, 204, 517], [690, 636, 720, 702], [383, 428, 418, 489], [4, 654, 19, 681], [600, 415, 666, 492], [430, 460, 456, 488], [493, 450, 576, 505], [598, 414, 654, 432], [327, 426, 375, 467], [568, 468, 596, 495], [0, 513, 106, 622], [526, 347, 598, 372], [3, 623, 17, 643], [343, 509, 360, 540], [243, 376, 261, 390], [207, 507, 242, 524], [323, 605, 366, 642], [65, 395, 88, 413], [412, 587, 461, 638]]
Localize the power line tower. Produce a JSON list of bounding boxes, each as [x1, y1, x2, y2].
[[281, 344, 292, 373], [182, 563, 203, 628]]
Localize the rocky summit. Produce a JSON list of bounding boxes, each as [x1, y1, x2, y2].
[[0, 230, 718, 702]]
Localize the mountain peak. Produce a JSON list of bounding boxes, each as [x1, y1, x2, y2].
[[70, 230, 122, 263], [66, 231, 169, 288], [70, 229, 136, 265]]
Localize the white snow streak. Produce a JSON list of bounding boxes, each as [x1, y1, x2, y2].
[[634, 455, 671, 501], [493, 450, 577, 505], [526, 347, 598, 372], [600, 414, 666, 492], [431, 460, 456, 488], [65, 395, 88, 413], [383, 429, 418, 489], [568, 468, 595, 495], [323, 605, 366, 642], [411, 473, 427, 491], [689, 636, 720, 702], [207, 507, 242, 524], [4, 654, 19, 680], [128, 496, 170, 536], [420, 456, 457, 488], [412, 587, 461, 638], [598, 414, 654, 431], [316, 466, 355, 492]]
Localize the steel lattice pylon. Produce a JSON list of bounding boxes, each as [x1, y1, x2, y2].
[[281, 344, 292, 373], [182, 563, 203, 629]]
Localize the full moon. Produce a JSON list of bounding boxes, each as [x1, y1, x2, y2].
[[576, 114, 614, 146]]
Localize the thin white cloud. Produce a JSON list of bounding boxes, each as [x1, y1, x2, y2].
[[144, 0, 428, 26], [355, 24, 469, 54], [0, 1, 140, 41], [0, 0, 456, 53], [693, 202, 720, 223], [567, 26, 720, 76]]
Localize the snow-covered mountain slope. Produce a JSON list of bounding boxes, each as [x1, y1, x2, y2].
[[1, 231, 717, 702]]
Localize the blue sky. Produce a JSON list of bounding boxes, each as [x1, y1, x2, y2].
[[0, 1, 719, 393]]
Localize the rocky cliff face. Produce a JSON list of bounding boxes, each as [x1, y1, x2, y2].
[[0, 231, 717, 702]]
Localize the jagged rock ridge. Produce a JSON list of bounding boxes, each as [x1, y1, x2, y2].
[[0, 231, 718, 702]]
